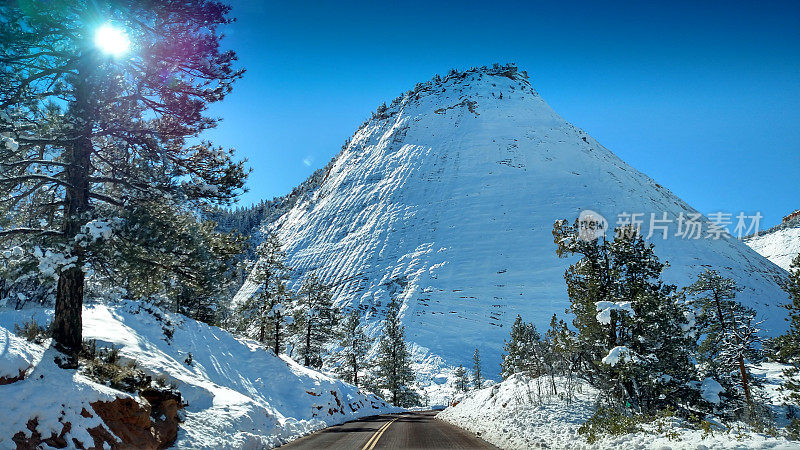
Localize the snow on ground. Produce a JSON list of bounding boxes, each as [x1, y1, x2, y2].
[[0, 324, 121, 447], [0, 301, 400, 448], [438, 373, 798, 449]]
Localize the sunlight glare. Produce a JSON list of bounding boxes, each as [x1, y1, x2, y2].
[[94, 24, 130, 56]]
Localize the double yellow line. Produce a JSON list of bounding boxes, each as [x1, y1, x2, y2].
[[361, 415, 402, 450]]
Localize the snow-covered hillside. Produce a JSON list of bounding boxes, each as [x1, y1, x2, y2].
[[235, 64, 789, 382], [745, 214, 800, 272], [0, 301, 399, 448], [438, 371, 796, 449]]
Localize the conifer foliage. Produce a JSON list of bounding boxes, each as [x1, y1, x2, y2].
[[774, 254, 800, 436], [0, 0, 246, 357], [375, 298, 418, 407], [335, 309, 373, 387], [500, 315, 541, 379], [454, 365, 469, 392], [553, 220, 697, 414], [472, 348, 483, 389], [687, 269, 761, 417], [235, 233, 290, 355], [292, 274, 339, 369]]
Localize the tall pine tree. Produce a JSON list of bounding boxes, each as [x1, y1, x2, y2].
[[472, 348, 483, 389], [776, 253, 800, 437], [375, 298, 418, 407], [0, 0, 246, 358], [335, 309, 372, 387], [687, 269, 758, 414], [235, 232, 290, 355], [453, 365, 468, 392], [292, 274, 339, 368]]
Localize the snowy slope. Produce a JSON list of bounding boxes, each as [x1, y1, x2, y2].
[[744, 215, 800, 272], [235, 65, 789, 382], [0, 302, 399, 448], [438, 372, 796, 449]]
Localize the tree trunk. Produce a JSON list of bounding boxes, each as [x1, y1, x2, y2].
[[273, 312, 280, 355], [352, 352, 358, 387], [52, 99, 92, 358], [304, 320, 312, 366], [738, 355, 753, 409]]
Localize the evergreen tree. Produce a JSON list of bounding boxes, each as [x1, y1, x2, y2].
[[453, 365, 469, 392], [500, 315, 541, 379], [235, 232, 290, 354], [291, 274, 339, 368], [335, 309, 373, 387], [0, 1, 246, 358], [687, 270, 759, 414], [375, 298, 418, 407], [472, 348, 483, 389], [97, 200, 244, 324], [554, 220, 697, 414], [776, 253, 800, 437], [544, 314, 578, 378]]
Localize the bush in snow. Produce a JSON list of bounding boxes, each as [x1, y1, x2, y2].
[[81, 345, 153, 393], [13, 317, 51, 344]]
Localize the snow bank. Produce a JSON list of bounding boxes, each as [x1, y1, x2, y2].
[[437, 373, 797, 449], [0, 301, 400, 448], [0, 326, 122, 447]]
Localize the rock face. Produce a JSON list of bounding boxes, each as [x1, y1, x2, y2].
[[235, 64, 789, 377], [12, 391, 183, 450], [86, 390, 183, 450], [0, 368, 27, 385]]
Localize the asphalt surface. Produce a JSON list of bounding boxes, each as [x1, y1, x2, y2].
[[278, 410, 497, 449]]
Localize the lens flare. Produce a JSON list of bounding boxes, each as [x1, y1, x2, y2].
[[94, 24, 130, 56]]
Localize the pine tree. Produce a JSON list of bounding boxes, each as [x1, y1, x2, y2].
[[97, 200, 244, 324], [453, 365, 469, 392], [554, 220, 697, 414], [472, 348, 483, 389], [235, 233, 290, 354], [687, 270, 758, 415], [375, 298, 419, 407], [777, 253, 800, 437], [0, 1, 246, 358], [500, 315, 541, 379], [291, 274, 339, 368], [544, 314, 577, 378], [335, 309, 373, 387]]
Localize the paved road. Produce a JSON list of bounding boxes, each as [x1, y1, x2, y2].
[[278, 410, 497, 449]]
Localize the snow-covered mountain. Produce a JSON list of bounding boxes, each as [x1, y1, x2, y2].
[[744, 211, 800, 272], [235, 64, 789, 380]]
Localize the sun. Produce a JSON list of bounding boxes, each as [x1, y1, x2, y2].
[[94, 24, 130, 57]]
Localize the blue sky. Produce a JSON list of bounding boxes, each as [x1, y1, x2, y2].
[[204, 0, 800, 229]]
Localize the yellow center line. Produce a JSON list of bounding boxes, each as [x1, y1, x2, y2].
[[361, 415, 401, 450]]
